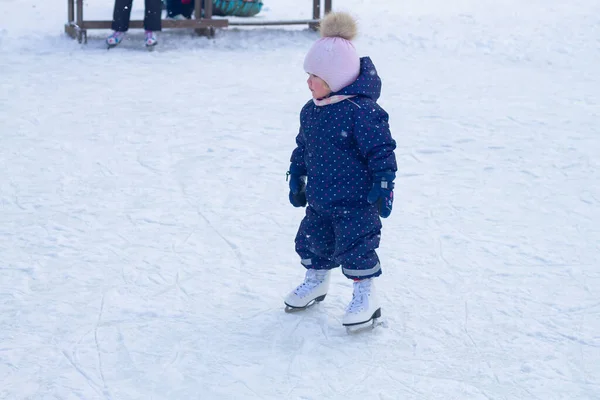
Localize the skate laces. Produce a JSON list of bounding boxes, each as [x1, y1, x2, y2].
[[346, 279, 372, 314], [145, 31, 156, 41], [294, 269, 327, 298]]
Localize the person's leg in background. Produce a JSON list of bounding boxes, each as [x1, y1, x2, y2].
[[181, 0, 195, 19], [166, 0, 183, 18], [111, 0, 134, 31], [144, 0, 163, 47], [107, 0, 133, 46], [144, 0, 163, 31]]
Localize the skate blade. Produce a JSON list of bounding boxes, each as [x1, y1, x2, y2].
[[284, 294, 326, 313], [346, 321, 375, 334], [343, 308, 383, 333], [343, 308, 381, 327], [345, 318, 386, 334]]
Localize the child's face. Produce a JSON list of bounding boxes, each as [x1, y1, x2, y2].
[[307, 74, 332, 99]]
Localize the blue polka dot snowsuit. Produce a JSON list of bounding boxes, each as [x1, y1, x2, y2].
[[290, 57, 397, 280]]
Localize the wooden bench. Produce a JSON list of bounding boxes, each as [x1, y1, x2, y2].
[[65, 0, 333, 43]]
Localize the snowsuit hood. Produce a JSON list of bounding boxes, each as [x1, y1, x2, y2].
[[333, 57, 382, 102]]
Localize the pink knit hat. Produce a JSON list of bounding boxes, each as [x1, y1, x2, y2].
[[304, 12, 360, 93]]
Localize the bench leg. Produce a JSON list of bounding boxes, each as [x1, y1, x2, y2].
[[76, 0, 84, 27], [68, 0, 74, 23], [65, 24, 77, 39], [204, 0, 213, 19], [77, 29, 88, 44], [193, 0, 216, 38], [309, 0, 320, 31], [195, 26, 216, 38], [74, 0, 88, 44], [65, 0, 77, 39]]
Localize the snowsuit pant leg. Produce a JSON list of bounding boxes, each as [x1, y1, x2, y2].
[[143, 0, 163, 30], [295, 206, 339, 271], [112, 0, 163, 32], [181, 0, 195, 18], [166, 0, 178, 17], [332, 206, 383, 280], [166, 0, 194, 18]]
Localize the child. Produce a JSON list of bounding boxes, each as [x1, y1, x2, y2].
[[284, 12, 397, 328], [106, 0, 162, 48]]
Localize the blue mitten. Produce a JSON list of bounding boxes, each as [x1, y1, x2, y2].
[[367, 171, 395, 218], [287, 165, 307, 207]]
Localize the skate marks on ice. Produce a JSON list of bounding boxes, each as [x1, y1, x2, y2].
[[248, 304, 435, 399]]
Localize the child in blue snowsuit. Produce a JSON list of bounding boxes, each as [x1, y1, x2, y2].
[[284, 12, 397, 328]]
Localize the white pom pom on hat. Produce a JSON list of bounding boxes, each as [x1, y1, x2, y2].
[[303, 12, 360, 93]]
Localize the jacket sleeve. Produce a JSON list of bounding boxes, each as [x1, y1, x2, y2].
[[289, 126, 308, 175], [354, 103, 397, 174]]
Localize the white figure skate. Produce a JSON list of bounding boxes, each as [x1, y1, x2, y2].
[[342, 278, 382, 333], [284, 269, 331, 312]]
